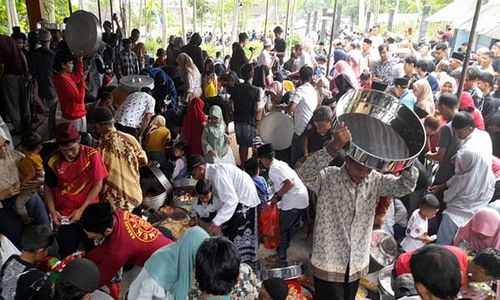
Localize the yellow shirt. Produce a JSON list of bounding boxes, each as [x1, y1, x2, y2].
[[19, 153, 44, 183], [145, 127, 171, 152]]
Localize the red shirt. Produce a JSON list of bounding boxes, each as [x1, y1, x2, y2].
[[85, 210, 173, 286], [45, 145, 108, 216], [395, 245, 469, 286], [53, 60, 87, 120]]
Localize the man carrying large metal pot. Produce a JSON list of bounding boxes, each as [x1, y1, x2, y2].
[[297, 122, 419, 300]]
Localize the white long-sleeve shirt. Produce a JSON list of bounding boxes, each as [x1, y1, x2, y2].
[[205, 163, 260, 226]]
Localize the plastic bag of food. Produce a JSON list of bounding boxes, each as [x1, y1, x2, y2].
[[259, 202, 280, 249]]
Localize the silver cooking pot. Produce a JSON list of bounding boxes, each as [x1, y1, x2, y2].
[[65, 10, 102, 57], [336, 89, 426, 172]]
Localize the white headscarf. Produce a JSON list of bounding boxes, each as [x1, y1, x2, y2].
[[444, 149, 495, 226]]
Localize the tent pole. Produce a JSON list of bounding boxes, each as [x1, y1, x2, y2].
[[326, 0, 339, 75], [456, 0, 482, 98]]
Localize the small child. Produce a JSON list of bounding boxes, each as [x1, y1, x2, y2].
[[191, 180, 218, 226], [400, 194, 440, 252], [244, 157, 269, 204], [17, 133, 44, 222], [170, 142, 188, 180]]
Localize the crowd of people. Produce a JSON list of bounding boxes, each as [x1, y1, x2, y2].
[[0, 17, 499, 300]]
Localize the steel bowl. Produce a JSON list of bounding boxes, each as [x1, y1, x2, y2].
[[336, 89, 426, 172], [260, 261, 305, 281], [65, 10, 102, 57], [369, 229, 398, 273]]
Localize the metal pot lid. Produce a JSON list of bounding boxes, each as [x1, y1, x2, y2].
[[336, 89, 426, 172], [258, 111, 294, 150], [65, 10, 102, 57], [119, 75, 155, 92], [260, 261, 305, 281], [370, 230, 398, 267], [146, 163, 173, 194]]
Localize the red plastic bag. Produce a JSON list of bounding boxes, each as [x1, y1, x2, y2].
[[259, 202, 280, 249]]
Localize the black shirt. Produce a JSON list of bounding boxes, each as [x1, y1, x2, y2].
[[482, 94, 500, 126], [493, 56, 500, 73], [229, 44, 248, 77], [304, 122, 334, 154], [231, 82, 260, 125], [30, 47, 56, 100], [274, 38, 287, 62], [181, 44, 204, 75], [0, 255, 53, 300]]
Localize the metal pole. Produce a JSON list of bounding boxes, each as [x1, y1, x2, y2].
[[68, 0, 73, 15], [284, 0, 290, 39], [264, 0, 269, 39], [180, 0, 186, 43], [193, 0, 197, 32], [97, 0, 102, 24], [326, 0, 338, 75], [456, 0, 482, 98], [221, 0, 225, 55]]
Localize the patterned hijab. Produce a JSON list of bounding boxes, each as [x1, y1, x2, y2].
[[202, 105, 228, 157]]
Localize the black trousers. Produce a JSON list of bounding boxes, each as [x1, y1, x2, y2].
[[314, 270, 360, 300], [115, 123, 139, 139]]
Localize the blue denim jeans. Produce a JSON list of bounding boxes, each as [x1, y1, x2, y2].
[[436, 213, 459, 245], [277, 208, 303, 261]]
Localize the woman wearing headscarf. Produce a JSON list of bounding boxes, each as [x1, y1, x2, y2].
[[177, 53, 202, 101], [453, 207, 500, 250], [127, 226, 210, 300], [181, 33, 204, 74], [431, 149, 495, 245], [332, 60, 359, 94], [144, 115, 171, 164], [181, 98, 207, 156], [412, 79, 435, 118], [202, 106, 235, 164], [437, 74, 457, 97], [459, 92, 485, 130]]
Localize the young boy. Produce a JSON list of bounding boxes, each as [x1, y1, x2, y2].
[[191, 180, 218, 226], [244, 157, 269, 204], [401, 194, 440, 252], [170, 142, 188, 180], [195, 237, 241, 299], [302, 106, 334, 160], [0, 224, 54, 299], [17, 133, 44, 222]]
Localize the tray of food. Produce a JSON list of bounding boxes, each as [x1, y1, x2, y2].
[[172, 188, 197, 210]]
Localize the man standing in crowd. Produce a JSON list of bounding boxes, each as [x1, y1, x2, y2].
[[229, 32, 254, 77], [476, 72, 500, 127], [114, 38, 139, 80], [403, 56, 420, 89], [463, 67, 483, 109], [231, 63, 260, 164], [297, 123, 418, 300], [1, 225, 54, 300], [492, 41, 500, 77], [433, 42, 448, 66], [129, 28, 140, 49], [281, 66, 318, 167], [44, 123, 108, 257], [188, 155, 261, 262], [82, 203, 172, 288], [394, 78, 416, 111], [258, 144, 309, 263], [93, 107, 148, 211], [273, 26, 286, 69], [370, 44, 393, 85], [415, 59, 439, 93], [0, 34, 29, 134], [114, 87, 155, 139], [426, 94, 460, 189], [478, 51, 495, 75], [292, 43, 314, 73], [361, 38, 377, 70], [31, 30, 56, 113]]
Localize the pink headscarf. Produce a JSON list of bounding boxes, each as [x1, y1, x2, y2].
[[453, 207, 500, 250], [331, 60, 359, 92]]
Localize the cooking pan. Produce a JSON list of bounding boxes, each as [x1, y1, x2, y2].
[[259, 111, 294, 150], [336, 89, 426, 172], [65, 10, 102, 57]]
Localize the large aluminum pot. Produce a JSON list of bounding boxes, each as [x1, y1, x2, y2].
[[259, 111, 294, 150], [119, 75, 155, 92], [336, 89, 426, 172], [65, 11, 102, 57]]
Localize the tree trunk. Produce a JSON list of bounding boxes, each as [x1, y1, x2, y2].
[[373, 0, 380, 25], [221, 0, 225, 55], [232, 0, 239, 42], [78, 0, 86, 10], [290, 0, 297, 42], [275, 0, 279, 27], [6, 0, 19, 31], [181, 0, 186, 43], [127, 0, 132, 33], [264, 0, 270, 37], [284, 0, 290, 39], [358, 0, 365, 30], [193, 0, 197, 32], [138, 0, 143, 32], [161, 0, 167, 48]]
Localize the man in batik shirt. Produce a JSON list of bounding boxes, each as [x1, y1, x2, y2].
[[93, 107, 148, 211], [45, 123, 108, 257]]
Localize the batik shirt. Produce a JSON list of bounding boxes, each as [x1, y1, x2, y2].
[[297, 148, 418, 282], [95, 128, 148, 210], [370, 59, 394, 85]]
